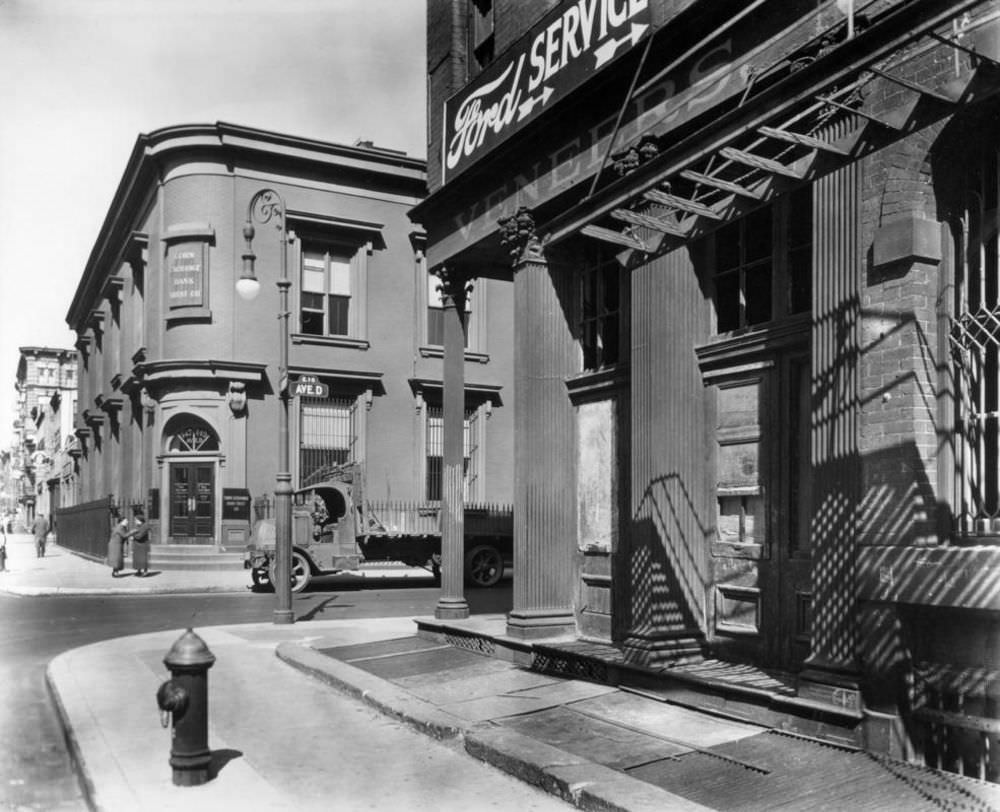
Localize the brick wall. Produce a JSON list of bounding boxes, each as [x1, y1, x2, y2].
[[857, 40, 960, 548]]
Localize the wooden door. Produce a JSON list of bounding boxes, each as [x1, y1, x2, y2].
[[169, 463, 214, 542], [711, 353, 812, 671]]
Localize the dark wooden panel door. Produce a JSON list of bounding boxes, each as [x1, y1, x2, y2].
[[169, 463, 214, 542]]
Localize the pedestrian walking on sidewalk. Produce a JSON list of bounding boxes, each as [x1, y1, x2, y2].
[[32, 514, 48, 558], [108, 517, 129, 577], [130, 515, 150, 576], [0, 513, 7, 571]]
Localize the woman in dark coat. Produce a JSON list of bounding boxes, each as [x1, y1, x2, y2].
[[108, 518, 129, 577], [131, 516, 150, 576]]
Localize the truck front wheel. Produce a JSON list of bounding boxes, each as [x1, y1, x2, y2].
[[268, 552, 312, 593], [464, 544, 503, 588]]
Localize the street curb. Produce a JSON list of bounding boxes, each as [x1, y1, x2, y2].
[[465, 726, 715, 812], [44, 661, 97, 812], [275, 641, 466, 741], [0, 584, 249, 597], [276, 642, 715, 812]]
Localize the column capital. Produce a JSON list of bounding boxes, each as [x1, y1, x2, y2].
[[431, 265, 474, 310], [499, 207, 544, 266]]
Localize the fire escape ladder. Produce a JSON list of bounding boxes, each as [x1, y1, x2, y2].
[[717, 146, 806, 180], [611, 207, 690, 237], [580, 224, 646, 251], [756, 125, 850, 156], [643, 188, 724, 220], [679, 170, 763, 200]]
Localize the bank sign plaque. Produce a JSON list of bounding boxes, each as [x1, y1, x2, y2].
[[443, 0, 651, 183]]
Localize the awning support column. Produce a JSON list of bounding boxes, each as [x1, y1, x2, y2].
[[434, 266, 471, 620]]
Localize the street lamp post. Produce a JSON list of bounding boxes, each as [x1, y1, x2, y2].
[[236, 188, 294, 625]]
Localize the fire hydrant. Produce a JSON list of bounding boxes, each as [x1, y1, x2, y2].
[[157, 628, 216, 786]]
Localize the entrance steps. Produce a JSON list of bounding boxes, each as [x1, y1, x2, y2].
[[148, 544, 244, 571]]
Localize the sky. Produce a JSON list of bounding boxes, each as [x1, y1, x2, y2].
[[0, 0, 426, 444]]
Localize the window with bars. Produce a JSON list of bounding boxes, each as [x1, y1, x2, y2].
[[299, 396, 356, 486], [300, 243, 352, 337], [580, 251, 622, 371], [427, 274, 470, 348], [949, 148, 1000, 538], [425, 406, 479, 501]]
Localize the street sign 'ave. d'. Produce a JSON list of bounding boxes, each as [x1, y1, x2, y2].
[[442, 0, 651, 183], [291, 375, 329, 398]]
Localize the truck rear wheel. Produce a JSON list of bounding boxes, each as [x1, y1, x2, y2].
[[464, 544, 503, 588]]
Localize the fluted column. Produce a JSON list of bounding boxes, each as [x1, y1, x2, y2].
[[435, 266, 472, 619], [501, 209, 577, 639]]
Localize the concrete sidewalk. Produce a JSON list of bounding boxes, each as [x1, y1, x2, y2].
[[17, 533, 1000, 811], [0, 533, 431, 596]]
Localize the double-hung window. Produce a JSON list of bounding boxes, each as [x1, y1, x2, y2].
[[301, 244, 351, 337]]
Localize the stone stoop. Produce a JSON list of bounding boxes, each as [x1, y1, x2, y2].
[[147, 544, 245, 571]]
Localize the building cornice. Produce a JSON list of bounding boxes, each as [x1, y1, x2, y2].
[[137, 359, 268, 386], [66, 122, 428, 331]]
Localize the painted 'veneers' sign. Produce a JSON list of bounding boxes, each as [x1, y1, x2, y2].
[[443, 0, 651, 183]]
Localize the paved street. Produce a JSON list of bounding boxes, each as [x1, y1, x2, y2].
[[0, 534, 518, 810]]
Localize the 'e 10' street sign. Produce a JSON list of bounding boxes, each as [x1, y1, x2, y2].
[[291, 375, 329, 398]]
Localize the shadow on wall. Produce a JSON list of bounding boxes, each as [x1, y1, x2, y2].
[[627, 473, 710, 651]]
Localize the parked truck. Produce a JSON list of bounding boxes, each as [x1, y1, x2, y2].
[[243, 464, 512, 592]]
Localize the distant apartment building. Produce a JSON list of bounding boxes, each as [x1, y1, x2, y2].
[[12, 347, 79, 526], [65, 122, 513, 549]]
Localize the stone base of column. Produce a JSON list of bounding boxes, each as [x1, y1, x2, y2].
[[506, 608, 575, 640], [797, 658, 864, 716], [622, 628, 704, 668], [434, 596, 470, 620]]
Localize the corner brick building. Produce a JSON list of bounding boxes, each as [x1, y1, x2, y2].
[[412, 0, 1000, 783]]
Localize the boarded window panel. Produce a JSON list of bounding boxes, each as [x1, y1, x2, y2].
[[717, 496, 743, 544], [716, 586, 760, 633], [718, 442, 760, 490], [717, 381, 759, 432]]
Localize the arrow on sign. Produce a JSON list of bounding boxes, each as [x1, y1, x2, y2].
[[593, 22, 648, 69], [517, 85, 554, 121]]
